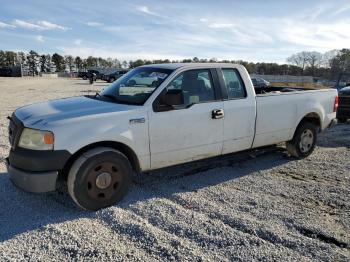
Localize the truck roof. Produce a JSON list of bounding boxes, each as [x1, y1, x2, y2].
[[141, 63, 242, 70]]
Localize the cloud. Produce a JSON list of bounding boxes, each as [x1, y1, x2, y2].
[[332, 4, 350, 16], [85, 21, 103, 27], [74, 39, 82, 46], [0, 21, 16, 28], [102, 26, 122, 32], [12, 19, 68, 31], [13, 19, 42, 30], [37, 20, 67, 30], [208, 23, 234, 29], [36, 35, 45, 42], [137, 5, 155, 15]]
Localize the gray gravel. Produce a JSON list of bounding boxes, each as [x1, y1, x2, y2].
[[0, 77, 349, 261]]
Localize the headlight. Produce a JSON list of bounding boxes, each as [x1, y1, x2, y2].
[[18, 128, 54, 150]]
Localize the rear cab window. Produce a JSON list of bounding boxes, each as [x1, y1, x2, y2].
[[220, 68, 247, 99]]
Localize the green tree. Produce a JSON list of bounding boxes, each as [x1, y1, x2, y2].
[[51, 53, 65, 71], [4, 51, 17, 66], [27, 50, 40, 76], [86, 56, 98, 67], [75, 56, 83, 70], [0, 50, 5, 66]]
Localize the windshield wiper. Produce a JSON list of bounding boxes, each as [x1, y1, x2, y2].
[[101, 94, 138, 105], [101, 94, 117, 101]]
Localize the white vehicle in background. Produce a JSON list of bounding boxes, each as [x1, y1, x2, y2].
[[6, 63, 338, 210], [127, 71, 166, 87]]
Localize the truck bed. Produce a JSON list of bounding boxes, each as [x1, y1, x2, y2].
[[254, 86, 321, 95], [252, 87, 338, 148]]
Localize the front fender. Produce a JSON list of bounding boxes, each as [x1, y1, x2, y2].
[[49, 112, 150, 170]]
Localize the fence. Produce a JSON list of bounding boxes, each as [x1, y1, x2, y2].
[[251, 74, 314, 83]]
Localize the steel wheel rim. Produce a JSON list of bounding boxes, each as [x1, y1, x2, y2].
[[299, 129, 314, 153], [86, 162, 122, 201]]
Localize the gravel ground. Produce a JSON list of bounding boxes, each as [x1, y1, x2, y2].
[[0, 77, 349, 261]]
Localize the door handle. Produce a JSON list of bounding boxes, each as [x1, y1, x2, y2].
[[212, 109, 224, 119]]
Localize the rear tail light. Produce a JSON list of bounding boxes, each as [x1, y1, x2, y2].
[[333, 96, 339, 112]]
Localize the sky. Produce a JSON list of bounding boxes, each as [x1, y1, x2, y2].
[[0, 0, 350, 63]]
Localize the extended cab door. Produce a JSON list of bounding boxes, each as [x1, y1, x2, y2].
[[149, 68, 224, 169], [217, 67, 256, 154]]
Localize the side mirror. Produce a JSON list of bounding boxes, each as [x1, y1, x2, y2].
[[160, 89, 184, 106]]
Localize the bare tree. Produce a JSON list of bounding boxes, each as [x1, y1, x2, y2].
[[286, 52, 309, 72], [322, 50, 339, 68], [305, 51, 322, 74]]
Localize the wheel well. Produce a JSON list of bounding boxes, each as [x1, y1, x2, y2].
[[59, 141, 141, 181], [298, 112, 321, 131]]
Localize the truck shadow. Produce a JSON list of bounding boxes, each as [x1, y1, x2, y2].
[[0, 146, 291, 242]]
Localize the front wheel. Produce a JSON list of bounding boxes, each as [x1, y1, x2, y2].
[[67, 147, 132, 210], [286, 122, 317, 158]]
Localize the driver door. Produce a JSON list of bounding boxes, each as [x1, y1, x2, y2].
[[149, 68, 224, 169]]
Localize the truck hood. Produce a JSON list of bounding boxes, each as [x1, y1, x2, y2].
[[14, 96, 138, 127]]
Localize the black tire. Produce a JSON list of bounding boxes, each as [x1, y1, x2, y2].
[[337, 118, 347, 123], [109, 77, 115, 83], [83, 76, 87, 80], [67, 147, 132, 211], [286, 122, 317, 158]]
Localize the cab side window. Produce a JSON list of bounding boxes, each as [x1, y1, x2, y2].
[[221, 69, 246, 99], [167, 69, 216, 107]]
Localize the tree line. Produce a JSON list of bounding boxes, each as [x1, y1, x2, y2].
[[0, 49, 349, 79]]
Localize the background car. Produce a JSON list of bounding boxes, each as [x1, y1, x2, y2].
[[337, 86, 350, 123], [251, 77, 270, 89], [78, 71, 89, 80], [78, 70, 103, 80], [103, 69, 129, 83]]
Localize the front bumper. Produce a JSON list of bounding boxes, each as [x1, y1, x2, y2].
[[6, 158, 58, 193]]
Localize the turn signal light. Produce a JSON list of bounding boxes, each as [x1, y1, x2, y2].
[[44, 132, 54, 145]]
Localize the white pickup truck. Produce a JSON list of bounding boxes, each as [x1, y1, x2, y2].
[[6, 63, 338, 210]]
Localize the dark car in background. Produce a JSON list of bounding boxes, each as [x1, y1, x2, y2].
[[103, 69, 129, 82], [78, 70, 103, 80], [337, 86, 350, 123], [334, 72, 350, 123], [78, 71, 89, 80], [251, 77, 270, 89]]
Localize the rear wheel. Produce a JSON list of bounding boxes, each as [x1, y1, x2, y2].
[[67, 147, 132, 210], [83, 76, 87, 80], [109, 77, 115, 83], [286, 122, 317, 158]]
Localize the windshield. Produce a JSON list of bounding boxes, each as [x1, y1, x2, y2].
[[100, 67, 173, 105]]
